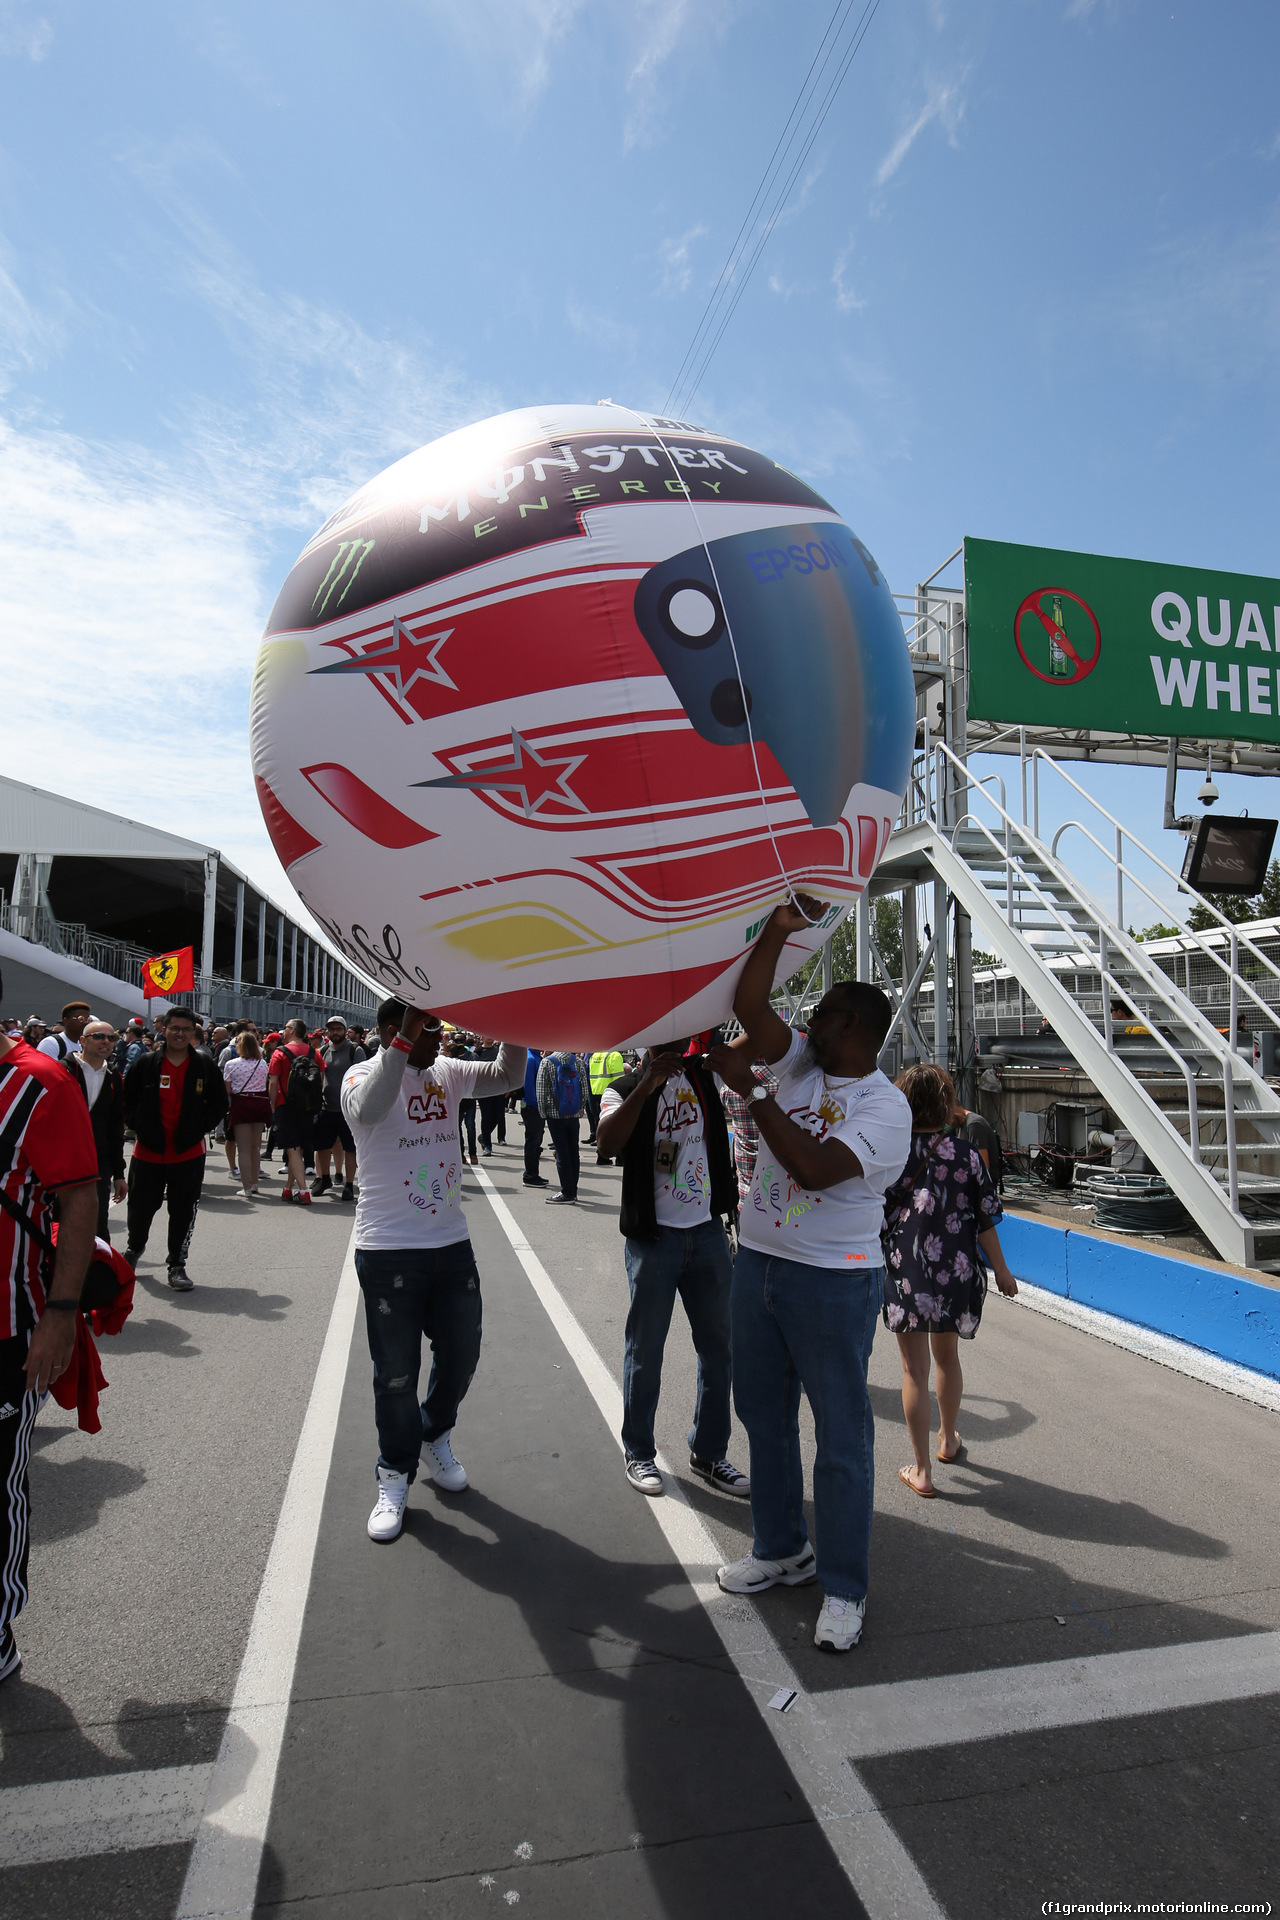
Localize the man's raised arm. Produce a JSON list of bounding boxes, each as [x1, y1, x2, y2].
[[471, 1043, 527, 1098], [734, 893, 829, 1066]]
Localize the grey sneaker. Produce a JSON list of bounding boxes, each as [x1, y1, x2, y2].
[[815, 1594, 865, 1652], [167, 1267, 194, 1292], [716, 1544, 817, 1593], [625, 1457, 664, 1496]]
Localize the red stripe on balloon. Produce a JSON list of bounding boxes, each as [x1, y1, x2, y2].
[[255, 775, 322, 869], [435, 956, 738, 1053], [301, 764, 439, 849], [857, 816, 879, 878]]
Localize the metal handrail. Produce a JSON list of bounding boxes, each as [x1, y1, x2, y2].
[[943, 797, 1212, 1175], [1032, 749, 1280, 996], [1049, 815, 1280, 1040], [938, 751, 1264, 1072]]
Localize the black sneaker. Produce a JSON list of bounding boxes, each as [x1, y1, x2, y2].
[[625, 1457, 663, 1496], [341, 1181, 355, 1202], [545, 1192, 577, 1204], [311, 1174, 333, 1196], [690, 1455, 750, 1498], [522, 1176, 549, 1187], [0, 1623, 20, 1683], [167, 1267, 194, 1292], [123, 1247, 142, 1270]]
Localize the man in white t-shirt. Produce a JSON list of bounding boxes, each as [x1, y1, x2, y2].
[[341, 996, 525, 1544], [708, 896, 911, 1654], [596, 1042, 748, 1501], [38, 1001, 91, 1061]]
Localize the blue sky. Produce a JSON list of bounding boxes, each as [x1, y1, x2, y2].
[[1, 0, 1276, 933]]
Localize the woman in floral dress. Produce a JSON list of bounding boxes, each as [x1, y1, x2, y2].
[[881, 1065, 1018, 1497]]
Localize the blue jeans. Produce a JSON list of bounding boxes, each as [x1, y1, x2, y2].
[[622, 1221, 732, 1463], [546, 1114, 580, 1197], [355, 1241, 483, 1479], [731, 1246, 882, 1602]]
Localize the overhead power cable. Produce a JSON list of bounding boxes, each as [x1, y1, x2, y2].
[[663, 0, 882, 420]]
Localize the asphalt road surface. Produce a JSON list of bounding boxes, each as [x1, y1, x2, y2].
[[1, 1127, 1277, 1919]]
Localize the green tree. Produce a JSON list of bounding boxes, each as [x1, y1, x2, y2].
[[1187, 860, 1280, 931], [1133, 921, 1180, 942], [781, 894, 902, 999]]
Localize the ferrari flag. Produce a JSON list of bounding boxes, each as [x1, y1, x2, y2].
[[141, 946, 195, 999]]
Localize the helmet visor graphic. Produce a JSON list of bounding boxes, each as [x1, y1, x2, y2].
[[633, 522, 913, 828]]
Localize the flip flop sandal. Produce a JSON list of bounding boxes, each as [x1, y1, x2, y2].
[[899, 1465, 936, 1498], [937, 1441, 965, 1463]]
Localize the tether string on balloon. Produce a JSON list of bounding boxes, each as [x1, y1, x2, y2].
[[618, 403, 824, 928]]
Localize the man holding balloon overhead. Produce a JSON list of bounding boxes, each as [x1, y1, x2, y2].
[[341, 1000, 525, 1544], [709, 897, 911, 1655]]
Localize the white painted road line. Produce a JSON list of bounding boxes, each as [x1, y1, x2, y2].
[[176, 1227, 360, 1920], [829, 1630, 1280, 1759], [0, 1762, 213, 1869], [1015, 1281, 1280, 1416], [475, 1167, 948, 1920]]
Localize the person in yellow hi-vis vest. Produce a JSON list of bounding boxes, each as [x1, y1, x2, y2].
[[588, 1049, 625, 1163]]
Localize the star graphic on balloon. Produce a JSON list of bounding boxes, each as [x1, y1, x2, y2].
[[416, 729, 589, 817], [311, 616, 456, 703]]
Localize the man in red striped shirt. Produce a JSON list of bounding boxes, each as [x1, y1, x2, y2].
[[0, 979, 99, 1683]]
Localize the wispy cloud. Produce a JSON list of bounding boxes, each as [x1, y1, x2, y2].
[[658, 224, 707, 297], [566, 300, 641, 357], [875, 72, 967, 188], [832, 238, 865, 314], [623, 0, 739, 151], [1106, 210, 1280, 390], [0, 200, 495, 925], [0, 2, 51, 61], [412, 0, 591, 114]]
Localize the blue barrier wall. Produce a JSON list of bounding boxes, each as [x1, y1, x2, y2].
[[998, 1211, 1280, 1381]]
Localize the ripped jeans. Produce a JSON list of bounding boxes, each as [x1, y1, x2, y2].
[[354, 1240, 483, 1479]]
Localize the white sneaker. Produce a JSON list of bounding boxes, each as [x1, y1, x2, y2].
[[422, 1429, 468, 1491], [814, 1594, 865, 1652], [367, 1466, 409, 1542], [716, 1544, 817, 1593]]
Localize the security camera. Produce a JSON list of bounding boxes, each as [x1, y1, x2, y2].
[[1198, 774, 1219, 806]]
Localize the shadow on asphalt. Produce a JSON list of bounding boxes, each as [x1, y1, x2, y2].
[[26, 1453, 146, 1544], [108, 1314, 201, 1359], [868, 1381, 1039, 1444], [937, 1459, 1229, 1556], [379, 1487, 858, 1919], [130, 1272, 291, 1321], [0, 1672, 225, 1781]]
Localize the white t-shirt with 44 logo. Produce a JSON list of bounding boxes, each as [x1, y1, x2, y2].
[[739, 1030, 912, 1271], [342, 1050, 483, 1249], [599, 1068, 712, 1229]]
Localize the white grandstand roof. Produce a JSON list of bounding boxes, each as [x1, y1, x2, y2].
[[0, 773, 223, 866]]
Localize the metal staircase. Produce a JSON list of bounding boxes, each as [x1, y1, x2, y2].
[[875, 742, 1280, 1270]]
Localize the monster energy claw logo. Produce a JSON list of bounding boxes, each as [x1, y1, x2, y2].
[[313, 539, 375, 616]]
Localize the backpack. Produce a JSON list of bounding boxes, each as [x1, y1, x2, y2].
[[284, 1047, 324, 1115], [536, 1052, 582, 1119]]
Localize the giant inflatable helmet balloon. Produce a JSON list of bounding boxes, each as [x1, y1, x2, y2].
[[250, 404, 915, 1048]]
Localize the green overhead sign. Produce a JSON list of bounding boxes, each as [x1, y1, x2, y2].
[[965, 536, 1280, 745]]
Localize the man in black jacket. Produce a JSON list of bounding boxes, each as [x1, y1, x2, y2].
[[66, 1020, 127, 1240], [122, 1006, 227, 1290], [596, 1040, 748, 1501]]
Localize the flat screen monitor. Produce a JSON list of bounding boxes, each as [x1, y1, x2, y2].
[[1180, 816, 1278, 895]]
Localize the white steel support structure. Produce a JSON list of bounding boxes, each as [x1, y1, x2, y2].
[[780, 557, 1280, 1266]]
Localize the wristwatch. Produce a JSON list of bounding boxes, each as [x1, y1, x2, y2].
[[748, 1085, 770, 1105]]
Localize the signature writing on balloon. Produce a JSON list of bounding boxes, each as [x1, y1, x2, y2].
[[312, 911, 432, 994]]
